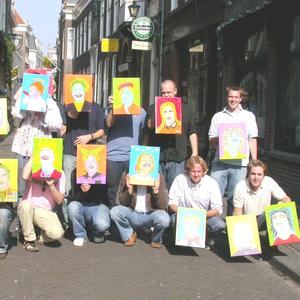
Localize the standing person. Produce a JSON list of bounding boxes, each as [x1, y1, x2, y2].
[[68, 170, 110, 247], [18, 157, 65, 252], [62, 104, 105, 227], [208, 86, 258, 216], [11, 85, 63, 202], [110, 172, 170, 248], [168, 156, 225, 248], [233, 160, 291, 228], [105, 96, 146, 208], [145, 79, 198, 190]]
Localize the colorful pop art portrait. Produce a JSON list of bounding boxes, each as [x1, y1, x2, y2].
[[129, 145, 160, 186], [175, 207, 206, 248], [226, 215, 261, 257], [0, 159, 18, 202], [155, 97, 182, 134], [20, 73, 50, 112], [113, 78, 140, 115], [32, 138, 63, 179], [25, 68, 54, 95], [218, 123, 247, 160], [265, 202, 300, 246], [64, 74, 93, 112], [0, 98, 9, 135], [76, 144, 107, 184]]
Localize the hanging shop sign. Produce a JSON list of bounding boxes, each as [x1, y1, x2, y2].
[[131, 17, 154, 41]]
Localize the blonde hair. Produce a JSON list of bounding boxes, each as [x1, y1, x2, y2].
[[135, 153, 155, 173], [157, 101, 181, 132], [185, 156, 208, 176]]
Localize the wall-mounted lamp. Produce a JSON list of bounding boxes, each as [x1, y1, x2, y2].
[[7, 33, 23, 50], [128, 1, 140, 19]]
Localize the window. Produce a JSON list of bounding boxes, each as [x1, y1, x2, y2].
[[67, 28, 75, 59], [276, 14, 300, 153], [79, 21, 83, 55], [106, 0, 112, 36], [88, 11, 92, 49], [170, 0, 178, 11], [83, 16, 87, 52], [99, 0, 105, 40], [113, 0, 119, 32], [76, 25, 80, 57]]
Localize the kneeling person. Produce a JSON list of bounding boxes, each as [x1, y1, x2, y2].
[[18, 157, 64, 252], [68, 171, 110, 247], [110, 172, 170, 248], [168, 156, 226, 247]]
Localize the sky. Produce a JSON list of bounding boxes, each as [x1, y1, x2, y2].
[[14, 0, 61, 55]]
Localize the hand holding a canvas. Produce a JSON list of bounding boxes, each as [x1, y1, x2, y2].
[[81, 184, 91, 192], [74, 134, 93, 145], [152, 174, 160, 194], [126, 174, 134, 195]]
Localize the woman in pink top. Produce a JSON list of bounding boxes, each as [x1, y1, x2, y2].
[[17, 157, 65, 252]]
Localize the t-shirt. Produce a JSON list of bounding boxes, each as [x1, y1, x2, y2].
[[233, 176, 286, 215], [168, 173, 223, 215], [106, 107, 146, 161], [208, 106, 258, 167], [22, 173, 66, 211], [146, 103, 197, 163], [64, 103, 104, 156], [135, 186, 151, 213]]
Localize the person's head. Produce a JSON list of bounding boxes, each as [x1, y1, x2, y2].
[[0, 164, 10, 192], [246, 160, 268, 191], [135, 152, 155, 177], [39, 147, 55, 168], [118, 82, 134, 108], [270, 209, 293, 240], [185, 156, 208, 184], [71, 79, 88, 103], [159, 101, 177, 127], [29, 81, 44, 98], [226, 86, 244, 113], [84, 154, 98, 177], [161, 79, 177, 98]]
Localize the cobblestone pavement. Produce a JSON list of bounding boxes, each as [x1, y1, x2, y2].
[[1, 132, 300, 299]]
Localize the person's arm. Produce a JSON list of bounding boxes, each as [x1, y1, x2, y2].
[[206, 209, 220, 218], [279, 195, 291, 203], [168, 176, 182, 213], [209, 137, 219, 148], [249, 137, 257, 160], [22, 157, 33, 181], [44, 179, 64, 205], [233, 207, 243, 216], [44, 98, 63, 132], [74, 128, 105, 145], [151, 174, 168, 210], [105, 95, 115, 128], [189, 133, 198, 156]]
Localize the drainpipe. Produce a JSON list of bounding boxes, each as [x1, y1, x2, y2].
[[158, 0, 164, 88]]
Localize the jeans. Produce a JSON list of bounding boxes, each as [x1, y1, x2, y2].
[[210, 161, 247, 216], [61, 154, 77, 225], [159, 160, 185, 191], [110, 205, 170, 243], [257, 213, 266, 230], [68, 201, 111, 239], [0, 205, 15, 253], [107, 160, 129, 208]]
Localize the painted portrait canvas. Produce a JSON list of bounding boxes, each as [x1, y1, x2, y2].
[[226, 215, 261, 257], [175, 207, 206, 248], [76, 144, 107, 184], [0, 159, 18, 203], [20, 73, 50, 112], [113, 78, 140, 115], [218, 123, 247, 160], [32, 138, 63, 179], [155, 97, 182, 134], [64, 74, 93, 112], [265, 202, 300, 246], [0, 98, 9, 135], [128, 145, 160, 186], [26, 68, 54, 95]]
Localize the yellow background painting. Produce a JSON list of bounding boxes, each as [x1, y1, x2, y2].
[[0, 159, 18, 202], [0, 98, 9, 135]]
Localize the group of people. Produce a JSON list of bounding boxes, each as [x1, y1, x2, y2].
[[0, 79, 292, 260]]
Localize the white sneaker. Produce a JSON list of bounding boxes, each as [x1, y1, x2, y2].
[[73, 237, 86, 247]]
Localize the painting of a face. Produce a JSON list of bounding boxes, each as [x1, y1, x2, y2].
[[29, 85, 41, 98], [162, 104, 175, 126], [271, 211, 292, 240], [71, 82, 85, 103], [184, 217, 200, 240], [233, 222, 254, 250], [0, 167, 9, 192], [40, 147, 55, 166], [121, 87, 134, 107], [137, 153, 154, 177], [85, 154, 98, 176]]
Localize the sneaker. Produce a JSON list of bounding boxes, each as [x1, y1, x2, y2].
[[0, 252, 7, 260], [205, 238, 215, 250], [73, 237, 86, 247], [93, 235, 105, 243], [124, 232, 137, 247], [23, 240, 39, 252], [150, 242, 162, 249]]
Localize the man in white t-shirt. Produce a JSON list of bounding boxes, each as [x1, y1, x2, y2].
[[233, 159, 291, 228], [208, 86, 258, 216]]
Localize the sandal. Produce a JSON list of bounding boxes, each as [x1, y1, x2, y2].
[[23, 240, 39, 252]]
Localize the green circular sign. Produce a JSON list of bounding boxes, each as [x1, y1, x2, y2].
[[131, 17, 154, 41]]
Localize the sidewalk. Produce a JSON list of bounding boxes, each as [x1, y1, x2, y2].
[[1, 130, 300, 284]]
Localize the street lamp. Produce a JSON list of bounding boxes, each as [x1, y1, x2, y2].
[[7, 33, 23, 50], [128, 1, 140, 19]]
